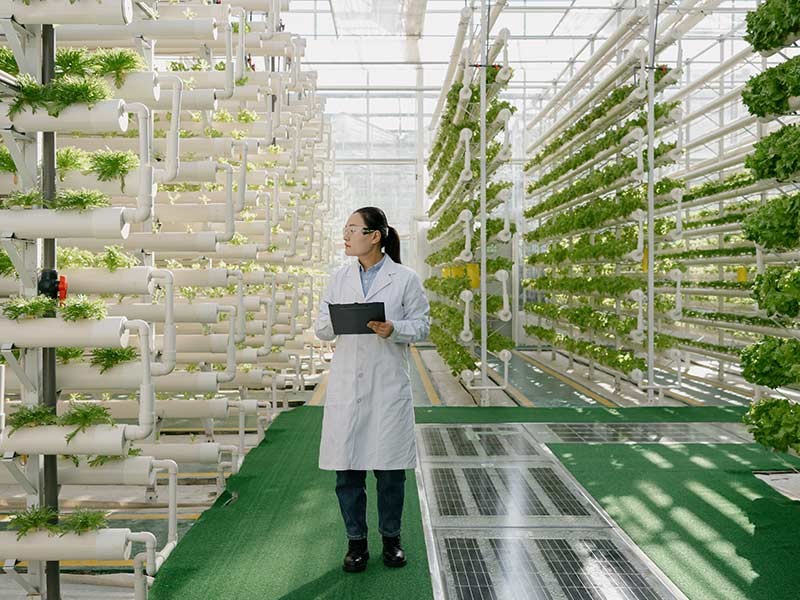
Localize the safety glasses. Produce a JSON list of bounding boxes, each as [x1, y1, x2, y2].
[[342, 225, 376, 238]]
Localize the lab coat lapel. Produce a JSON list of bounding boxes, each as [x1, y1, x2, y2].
[[364, 255, 398, 302], [345, 262, 365, 301]]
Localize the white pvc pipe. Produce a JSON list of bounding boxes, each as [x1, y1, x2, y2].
[[0, 208, 129, 240], [61, 267, 153, 295], [56, 19, 218, 43], [0, 529, 132, 561], [0, 100, 128, 134], [66, 399, 227, 419], [0, 424, 128, 455], [171, 269, 229, 288], [6, 0, 132, 24], [107, 302, 219, 324], [57, 456, 155, 486], [132, 442, 220, 463], [0, 317, 129, 348], [106, 72, 160, 103]]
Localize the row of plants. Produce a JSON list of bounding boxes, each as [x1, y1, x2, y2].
[[524, 141, 676, 218], [743, 397, 800, 454], [1, 295, 106, 321], [740, 336, 800, 388], [523, 274, 644, 297], [429, 323, 477, 376], [56, 147, 139, 191], [526, 101, 677, 187], [527, 65, 672, 168], [0, 188, 109, 211], [0, 47, 145, 87], [7, 402, 115, 443], [430, 301, 513, 353], [426, 218, 513, 267], [680, 307, 785, 328], [426, 181, 511, 241], [523, 324, 646, 374], [524, 187, 643, 243], [753, 266, 800, 317], [8, 506, 109, 541], [525, 302, 637, 337], [526, 225, 638, 266], [745, 124, 800, 182]]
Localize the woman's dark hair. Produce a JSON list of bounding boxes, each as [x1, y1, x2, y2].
[[354, 206, 401, 264]]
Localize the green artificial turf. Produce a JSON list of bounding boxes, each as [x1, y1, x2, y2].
[[413, 405, 747, 424], [550, 443, 800, 600], [149, 406, 433, 600]]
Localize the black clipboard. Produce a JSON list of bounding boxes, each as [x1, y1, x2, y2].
[[329, 302, 386, 335]]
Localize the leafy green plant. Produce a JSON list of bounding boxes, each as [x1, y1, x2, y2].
[[0, 146, 17, 173], [59, 295, 107, 321], [87, 447, 142, 468], [90, 347, 138, 373], [2, 296, 57, 320], [57, 347, 84, 364], [2, 189, 43, 209], [8, 506, 59, 540], [237, 109, 258, 123], [742, 193, 800, 250], [52, 189, 110, 211], [55, 48, 92, 78], [8, 75, 111, 119], [746, 125, 800, 182], [753, 266, 800, 317], [523, 274, 643, 297], [56, 146, 89, 179], [59, 509, 108, 536], [98, 245, 138, 271], [430, 323, 476, 376], [59, 402, 115, 443], [88, 150, 139, 191], [0, 47, 19, 76], [742, 56, 800, 117], [0, 250, 15, 278], [91, 49, 145, 87], [46, 76, 111, 117], [740, 336, 800, 388], [7, 405, 59, 436], [743, 397, 800, 453], [744, 0, 800, 53]]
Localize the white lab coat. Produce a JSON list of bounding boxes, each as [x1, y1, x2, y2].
[[314, 254, 431, 471]]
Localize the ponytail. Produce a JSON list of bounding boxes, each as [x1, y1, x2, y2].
[[354, 206, 402, 264], [384, 225, 401, 264]]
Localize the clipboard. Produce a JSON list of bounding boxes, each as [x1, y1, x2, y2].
[[329, 302, 386, 335]]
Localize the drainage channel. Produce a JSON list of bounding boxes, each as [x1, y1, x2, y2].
[[414, 422, 696, 600]]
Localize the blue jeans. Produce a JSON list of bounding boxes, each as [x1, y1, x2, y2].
[[335, 469, 406, 540]]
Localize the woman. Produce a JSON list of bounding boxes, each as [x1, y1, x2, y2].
[[314, 207, 431, 573]]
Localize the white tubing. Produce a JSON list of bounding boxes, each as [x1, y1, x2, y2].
[[61, 267, 153, 295], [0, 317, 129, 348], [0, 208, 129, 240], [66, 399, 227, 419], [0, 424, 128, 455], [57, 456, 155, 486], [132, 442, 220, 463], [0, 100, 128, 133], [0, 529, 133, 561], [171, 269, 229, 288], [106, 72, 160, 103], [107, 302, 219, 324], [5, 0, 132, 24]]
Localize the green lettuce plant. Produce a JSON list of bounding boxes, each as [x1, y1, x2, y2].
[[742, 55, 800, 117], [743, 397, 800, 453], [740, 336, 800, 388], [745, 125, 800, 181], [744, 0, 800, 53], [742, 193, 800, 250]]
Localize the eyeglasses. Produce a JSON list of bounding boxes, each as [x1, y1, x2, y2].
[[342, 225, 376, 237]]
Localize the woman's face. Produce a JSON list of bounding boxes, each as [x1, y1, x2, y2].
[[343, 212, 380, 257]]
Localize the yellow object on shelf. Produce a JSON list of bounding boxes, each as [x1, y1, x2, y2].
[[452, 265, 466, 278], [442, 267, 452, 278], [641, 247, 648, 272], [466, 263, 480, 288], [737, 266, 748, 283]]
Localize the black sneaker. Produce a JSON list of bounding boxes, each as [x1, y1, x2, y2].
[[382, 535, 407, 568], [343, 538, 369, 573]]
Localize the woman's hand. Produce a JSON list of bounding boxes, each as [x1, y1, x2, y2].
[[367, 320, 394, 338]]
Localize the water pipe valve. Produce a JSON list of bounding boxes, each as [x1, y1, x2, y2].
[[38, 268, 67, 302]]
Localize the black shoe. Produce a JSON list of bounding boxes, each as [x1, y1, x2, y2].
[[343, 538, 369, 573], [382, 535, 407, 568]]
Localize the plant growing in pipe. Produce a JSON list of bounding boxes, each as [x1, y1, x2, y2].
[[57, 347, 84, 364], [88, 447, 142, 468], [91, 49, 146, 88], [6, 405, 59, 436], [60, 295, 107, 322], [88, 150, 139, 192], [2, 296, 57, 320], [90, 347, 139, 373], [59, 402, 115, 443], [8, 506, 59, 540]]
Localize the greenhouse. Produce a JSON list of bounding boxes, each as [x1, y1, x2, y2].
[[0, 0, 799, 598]]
